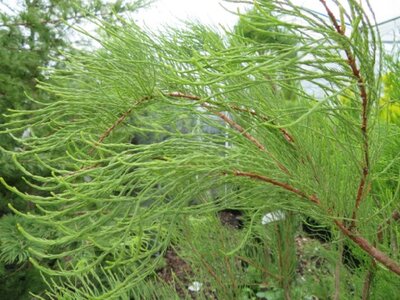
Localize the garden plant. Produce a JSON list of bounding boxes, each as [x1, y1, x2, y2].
[[1, 0, 399, 299]]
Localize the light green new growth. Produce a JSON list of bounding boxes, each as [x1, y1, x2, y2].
[[1, 0, 399, 298]]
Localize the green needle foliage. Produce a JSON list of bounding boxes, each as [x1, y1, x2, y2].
[[0, 0, 152, 216], [0, 1, 151, 298], [1, 0, 400, 298]]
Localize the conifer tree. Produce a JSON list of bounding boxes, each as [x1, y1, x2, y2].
[[0, 0, 149, 298], [1, 0, 400, 298]]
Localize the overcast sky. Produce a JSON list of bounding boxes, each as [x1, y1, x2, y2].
[[138, 0, 400, 30], [1, 0, 398, 28], [1, 0, 399, 46]]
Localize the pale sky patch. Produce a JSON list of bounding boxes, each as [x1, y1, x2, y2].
[[137, 0, 400, 30]]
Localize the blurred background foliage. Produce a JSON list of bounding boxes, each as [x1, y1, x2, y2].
[[0, 0, 149, 298]]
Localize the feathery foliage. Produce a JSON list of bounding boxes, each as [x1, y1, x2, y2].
[[1, 0, 400, 298]]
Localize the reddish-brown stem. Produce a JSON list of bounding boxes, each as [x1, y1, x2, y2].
[[320, 0, 370, 229], [89, 92, 292, 173], [168, 92, 266, 151], [334, 220, 400, 275], [233, 170, 320, 205], [209, 106, 291, 174], [232, 169, 400, 275], [229, 104, 295, 144], [167, 92, 290, 174], [213, 108, 266, 152], [89, 86, 399, 274], [319, 0, 344, 34], [76, 96, 151, 179], [167, 91, 201, 101], [92, 107, 133, 150], [90, 96, 151, 154], [319, 2, 399, 275]]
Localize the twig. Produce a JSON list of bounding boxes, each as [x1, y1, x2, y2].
[[89, 96, 151, 154], [334, 220, 400, 275], [167, 92, 266, 149], [228, 104, 295, 144], [232, 169, 400, 275], [63, 96, 152, 177], [320, 0, 370, 229], [213, 108, 267, 152], [167, 92, 290, 174], [233, 170, 320, 204]]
